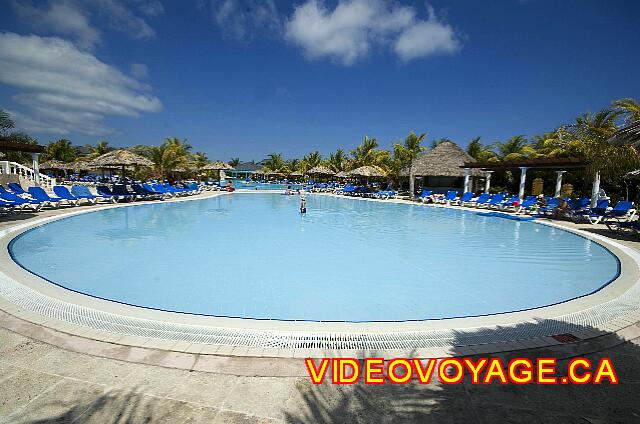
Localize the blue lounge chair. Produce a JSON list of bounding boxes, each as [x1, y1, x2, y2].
[[53, 186, 83, 206], [498, 195, 520, 209], [485, 193, 506, 209], [7, 182, 27, 195], [538, 198, 560, 215], [452, 191, 474, 205], [0, 191, 43, 210], [513, 196, 538, 214], [417, 189, 433, 203], [437, 191, 458, 204], [149, 183, 175, 197], [71, 185, 110, 203], [595, 201, 636, 225], [131, 184, 161, 200], [27, 187, 63, 208], [97, 185, 131, 202], [468, 193, 491, 207], [0, 198, 16, 213], [113, 184, 138, 201], [578, 200, 610, 224]]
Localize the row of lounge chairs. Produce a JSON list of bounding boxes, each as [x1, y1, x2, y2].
[[333, 184, 396, 199], [415, 189, 637, 225], [0, 182, 202, 214]]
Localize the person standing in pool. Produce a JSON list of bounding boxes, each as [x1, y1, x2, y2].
[[300, 196, 306, 214]]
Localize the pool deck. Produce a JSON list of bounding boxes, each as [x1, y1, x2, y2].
[[2, 191, 640, 422]]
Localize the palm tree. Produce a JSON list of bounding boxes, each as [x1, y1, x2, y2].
[[0, 109, 14, 136], [264, 153, 286, 172], [389, 131, 427, 179], [612, 98, 640, 124], [571, 110, 638, 179], [350, 136, 389, 169], [191, 152, 208, 170], [327, 149, 347, 172], [493, 136, 540, 161], [466, 137, 497, 161], [229, 157, 240, 167], [286, 158, 300, 173], [89, 140, 111, 158], [300, 151, 322, 172], [43, 139, 77, 162]]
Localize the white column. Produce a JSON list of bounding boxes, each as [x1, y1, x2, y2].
[[555, 171, 566, 198], [31, 153, 41, 186], [409, 168, 415, 198], [590, 171, 601, 208], [518, 167, 528, 200], [484, 171, 493, 193], [463, 168, 470, 193]]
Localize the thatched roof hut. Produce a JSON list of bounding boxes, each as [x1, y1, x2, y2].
[[89, 149, 153, 168], [307, 165, 335, 175], [335, 170, 350, 178], [41, 160, 75, 170], [203, 161, 234, 171], [407, 141, 481, 177]]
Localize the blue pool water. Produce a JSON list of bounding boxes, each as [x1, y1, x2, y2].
[[10, 193, 619, 321], [229, 179, 306, 190]]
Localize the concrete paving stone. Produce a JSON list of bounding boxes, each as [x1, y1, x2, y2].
[[29, 348, 95, 378], [72, 388, 202, 423], [170, 370, 242, 408], [474, 405, 544, 424], [464, 381, 535, 409], [5, 378, 106, 424], [139, 349, 197, 369], [0, 368, 62, 418], [70, 355, 144, 388], [0, 329, 27, 355], [223, 376, 296, 420], [0, 361, 18, 384], [0, 337, 52, 365], [213, 410, 283, 424], [117, 362, 192, 397]]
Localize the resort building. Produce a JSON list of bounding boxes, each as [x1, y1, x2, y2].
[[407, 140, 483, 195]]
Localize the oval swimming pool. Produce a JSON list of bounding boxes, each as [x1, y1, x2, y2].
[[9, 193, 620, 322]]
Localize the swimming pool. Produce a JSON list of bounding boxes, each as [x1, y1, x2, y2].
[[9, 193, 620, 322]]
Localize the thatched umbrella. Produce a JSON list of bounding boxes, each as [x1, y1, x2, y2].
[[203, 161, 234, 171], [336, 170, 350, 178], [71, 160, 92, 172], [89, 149, 153, 181], [307, 165, 335, 176], [609, 120, 640, 147], [349, 165, 385, 177], [40, 160, 75, 171], [290, 171, 304, 177]]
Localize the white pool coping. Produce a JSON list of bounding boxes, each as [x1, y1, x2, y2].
[[1, 190, 640, 358]]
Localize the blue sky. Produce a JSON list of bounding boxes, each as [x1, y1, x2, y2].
[[0, 0, 639, 162]]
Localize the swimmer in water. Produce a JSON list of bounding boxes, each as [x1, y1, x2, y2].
[[300, 197, 307, 214]]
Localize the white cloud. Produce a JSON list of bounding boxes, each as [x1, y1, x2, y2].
[[130, 63, 149, 79], [285, 0, 461, 65], [394, 7, 461, 62], [9, 0, 163, 50], [10, 0, 101, 50], [211, 0, 282, 40], [0, 33, 162, 136]]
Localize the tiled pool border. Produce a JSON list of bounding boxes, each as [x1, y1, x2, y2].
[[1, 190, 640, 358]]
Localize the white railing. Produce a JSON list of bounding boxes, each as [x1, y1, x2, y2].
[[0, 161, 56, 187]]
